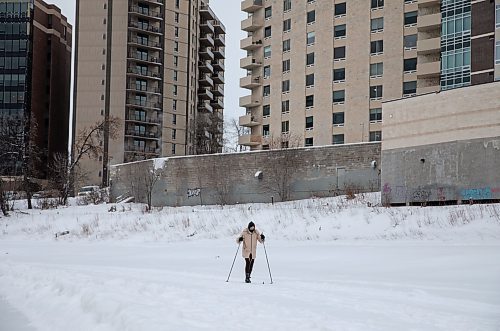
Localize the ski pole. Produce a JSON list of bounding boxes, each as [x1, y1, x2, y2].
[[226, 242, 241, 282], [263, 241, 273, 284]]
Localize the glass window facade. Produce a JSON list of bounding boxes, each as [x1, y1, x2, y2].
[[440, 0, 471, 90]]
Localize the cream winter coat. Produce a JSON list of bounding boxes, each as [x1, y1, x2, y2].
[[236, 228, 263, 259]]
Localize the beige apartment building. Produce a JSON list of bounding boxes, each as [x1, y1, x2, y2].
[[74, 0, 225, 186], [239, 0, 500, 150]]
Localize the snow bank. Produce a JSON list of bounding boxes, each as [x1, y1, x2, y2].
[[1, 193, 500, 242]]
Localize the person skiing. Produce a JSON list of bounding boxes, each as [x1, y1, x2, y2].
[[237, 221, 265, 283]]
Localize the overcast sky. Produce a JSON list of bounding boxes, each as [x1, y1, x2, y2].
[[50, 0, 246, 121]]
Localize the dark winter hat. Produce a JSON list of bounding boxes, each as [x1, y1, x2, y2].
[[248, 222, 255, 232]]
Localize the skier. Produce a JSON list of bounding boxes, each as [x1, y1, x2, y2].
[[237, 221, 265, 283]]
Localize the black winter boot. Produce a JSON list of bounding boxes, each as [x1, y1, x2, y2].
[[245, 273, 251, 283]]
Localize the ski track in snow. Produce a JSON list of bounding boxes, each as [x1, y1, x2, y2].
[[0, 194, 500, 330]]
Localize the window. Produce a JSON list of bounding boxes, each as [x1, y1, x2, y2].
[[332, 134, 344, 145], [175, 0, 180, 8], [282, 59, 290, 72], [333, 90, 345, 103], [496, 5, 500, 29], [371, 40, 383, 55], [370, 85, 383, 99], [263, 124, 270, 136], [263, 105, 270, 116], [281, 121, 289, 133], [404, 11, 417, 26], [264, 45, 271, 58], [307, 10, 316, 24], [282, 80, 290, 93], [371, 18, 384, 32], [175, 12, 179, 23], [370, 108, 382, 122], [265, 6, 272, 19], [282, 100, 290, 113], [174, 27, 179, 37], [334, 3, 346, 16], [306, 95, 314, 107], [404, 34, 417, 49], [370, 62, 383, 77], [173, 114, 177, 125], [305, 116, 314, 129], [307, 31, 315, 45], [306, 73, 314, 87], [283, 39, 291, 52], [264, 26, 272, 38], [306, 52, 315, 65], [403, 81, 417, 95], [283, 0, 291, 12], [333, 68, 345, 81], [174, 56, 178, 66], [496, 41, 500, 64], [371, 0, 384, 9], [334, 24, 346, 38], [404, 58, 417, 72], [174, 41, 179, 52], [334, 46, 346, 60], [263, 65, 271, 78], [263, 85, 271, 97], [305, 137, 314, 147], [369, 131, 382, 142], [283, 19, 291, 32], [333, 112, 344, 126], [172, 129, 177, 139]]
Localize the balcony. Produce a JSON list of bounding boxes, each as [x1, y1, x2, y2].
[[126, 83, 162, 95], [125, 129, 160, 140], [239, 114, 260, 127], [210, 97, 224, 109], [239, 134, 261, 146], [199, 47, 215, 60], [417, 61, 441, 78], [200, 20, 215, 33], [239, 95, 261, 108], [199, 61, 214, 73], [241, 36, 262, 50], [417, 37, 440, 55], [198, 100, 214, 113], [213, 22, 226, 35], [212, 73, 224, 84], [198, 87, 214, 100], [241, 15, 263, 32], [200, 34, 215, 47], [241, 0, 263, 13], [126, 99, 162, 110], [212, 60, 225, 71], [126, 66, 162, 80], [127, 52, 162, 66], [125, 145, 160, 155], [125, 114, 161, 125], [213, 47, 225, 59], [128, 6, 163, 20], [240, 75, 261, 89], [212, 84, 224, 97], [128, 21, 162, 35], [128, 36, 162, 50], [240, 56, 262, 69], [140, 0, 164, 6], [200, 4, 216, 20], [417, 13, 441, 31], [199, 74, 214, 87], [214, 34, 225, 47]]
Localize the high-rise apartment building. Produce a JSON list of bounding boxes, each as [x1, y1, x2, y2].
[[239, 0, 499, 150], [0, 0, 72, 177], [74, 0, 225, 186]]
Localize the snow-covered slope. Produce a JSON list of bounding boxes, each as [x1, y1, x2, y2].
[[1, 193, 500, 242]]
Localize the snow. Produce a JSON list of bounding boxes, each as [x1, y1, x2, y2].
[[1, 193, 500, 330]]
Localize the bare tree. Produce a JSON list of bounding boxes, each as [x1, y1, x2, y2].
[[223, 117, 248, 153], [126, 161, 163, 211], [50, 117, 120, 205], [196, 111, 223, 155], [0, 180, 9, 216], [261, 133, 303, 202]]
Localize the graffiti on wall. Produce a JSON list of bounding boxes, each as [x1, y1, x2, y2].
[[187, 188, 201, 198], [460, 188, 492, 200]]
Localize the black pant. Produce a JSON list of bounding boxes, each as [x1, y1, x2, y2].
[[245, 254, 255, 274]]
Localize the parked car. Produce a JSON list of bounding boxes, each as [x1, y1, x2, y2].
[[77, 186, 100, 197]]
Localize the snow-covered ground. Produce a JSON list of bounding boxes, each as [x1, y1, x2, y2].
[[1, 194, 500, 330]]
